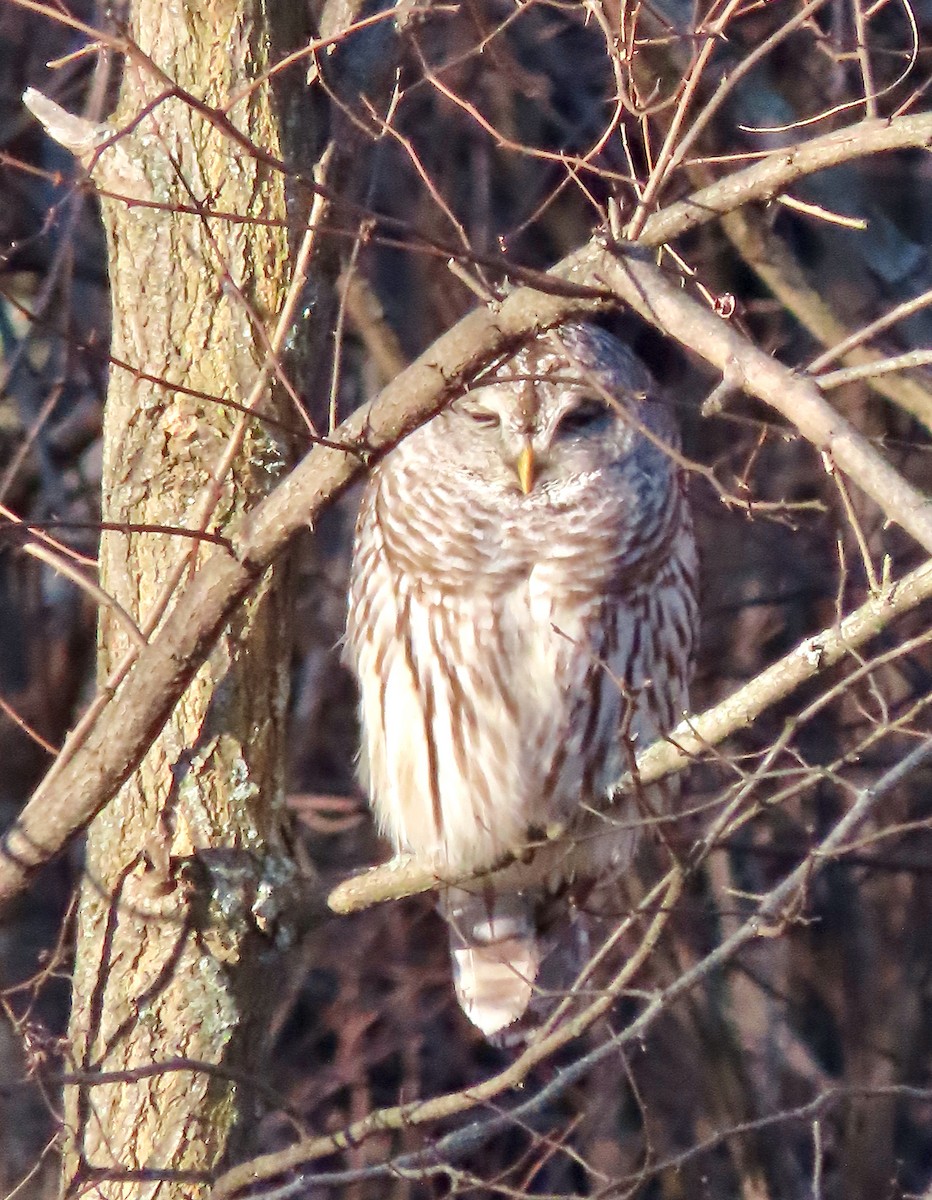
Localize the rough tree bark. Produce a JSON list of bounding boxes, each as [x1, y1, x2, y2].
[[60, 2, 312, 1193]]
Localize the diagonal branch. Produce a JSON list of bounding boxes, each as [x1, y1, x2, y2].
[[595, 246, 932, 555], [328, 557, 932, 913], [2, 111, 931, 908]]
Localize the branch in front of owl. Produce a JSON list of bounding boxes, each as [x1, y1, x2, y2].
[[384, 740, 932, 1188], [327, 555, 932, 915], [214, 868, 683, 1200], [4, 110, 931, 915]]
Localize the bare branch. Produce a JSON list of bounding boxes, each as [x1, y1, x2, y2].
[[637, 113, 932, 249], [328, 556, 932, 914], [816, 349, 932, 390], [3, 109, 931, 908], [216, 738, 932, 1197], [713, 202, 932, 428], [597, 247, 932, 555]]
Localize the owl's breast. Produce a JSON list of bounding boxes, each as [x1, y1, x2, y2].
[[378, 463, 634, 600]]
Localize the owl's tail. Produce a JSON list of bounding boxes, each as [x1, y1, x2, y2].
[[443, 888, 541, 1040]]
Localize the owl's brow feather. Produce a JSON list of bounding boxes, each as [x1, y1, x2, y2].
[[472, 370, 648, 392]]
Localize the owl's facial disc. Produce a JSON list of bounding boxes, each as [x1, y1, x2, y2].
[[452, 392, 535, 493], [452, 377, 629, 496]]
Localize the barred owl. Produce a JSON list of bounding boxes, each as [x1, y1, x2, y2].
[[344, 324, 697, 1039]]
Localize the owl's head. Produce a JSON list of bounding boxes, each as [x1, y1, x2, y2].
[[425, 323, 678, 503]]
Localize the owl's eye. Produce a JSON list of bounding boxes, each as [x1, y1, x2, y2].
[[466, 409, 501, 429], [557, 398, 610, 435]]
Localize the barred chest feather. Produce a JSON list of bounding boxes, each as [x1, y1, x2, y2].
[[345, 468, 696, 878]]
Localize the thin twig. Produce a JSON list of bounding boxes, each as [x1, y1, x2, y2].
[[597, 248, 932, 555], [22, 543, 146, 649], [808, 286, 932, 371], [816, 349, 932, 390]]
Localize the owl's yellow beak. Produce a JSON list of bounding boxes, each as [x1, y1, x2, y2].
[[516, 442, 535, 494]]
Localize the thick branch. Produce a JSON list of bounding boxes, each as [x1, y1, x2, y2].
[[714, 201, 932, 430], [2, 111, 931, 907], [596, 248, 932, 555], [638, 113, 932, 249]]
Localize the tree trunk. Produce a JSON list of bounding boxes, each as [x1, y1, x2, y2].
[[62, 2, 312, 1193]]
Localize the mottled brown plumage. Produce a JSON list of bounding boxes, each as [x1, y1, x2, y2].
[[344, 324, 697, 1038]]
